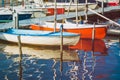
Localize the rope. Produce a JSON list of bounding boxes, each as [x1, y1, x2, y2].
[[88, 8, 120, 27]]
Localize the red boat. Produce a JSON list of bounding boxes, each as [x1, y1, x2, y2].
[[30, 21, 107, 39]]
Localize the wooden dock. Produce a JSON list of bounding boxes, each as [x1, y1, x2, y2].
[[107, 29, 120, 36], [19, 5, 120, 26], [0, 5, 120, 31]]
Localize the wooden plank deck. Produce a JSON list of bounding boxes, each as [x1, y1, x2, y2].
[[18, 5, 120, 26], [107, 29, 120, 36]]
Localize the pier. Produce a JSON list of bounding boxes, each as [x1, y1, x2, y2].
[[0, 5, 120, 25], [0, 5, 120, 35]]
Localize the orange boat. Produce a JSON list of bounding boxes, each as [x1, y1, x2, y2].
[[69, 38, 108, 55], [30, 22, 107, 39]]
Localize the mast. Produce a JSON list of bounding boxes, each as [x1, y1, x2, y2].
[[85, 0, 88, 22], [22, 0, 24, 6], [75, 0, 78, 26], [67, 0, 73, 15], [54, 0, 57, 32], [16, 0, 18, 6]]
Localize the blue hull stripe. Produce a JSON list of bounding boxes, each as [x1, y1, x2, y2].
[[5, 29, 80, 36]]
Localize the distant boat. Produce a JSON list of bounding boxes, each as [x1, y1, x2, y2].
[[29, 0, 106, 40], [30, 20, 107, 39], [96, 0, 119, 6], [33, 0, 98, 11], [0, 28, 80, 46], [44, 2, 98, 11], [0, 8, 32, 23]]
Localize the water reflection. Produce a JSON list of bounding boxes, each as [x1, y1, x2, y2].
[[69, 38, 108, 80], [0, 43, 79, 61], [0, 38, 111, 80], [0, 41, 80, 80], [70, 38, 108, 56]]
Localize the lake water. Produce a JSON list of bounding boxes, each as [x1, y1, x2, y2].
[[0, 14, 120, 80], [0, 37, 120, 80]]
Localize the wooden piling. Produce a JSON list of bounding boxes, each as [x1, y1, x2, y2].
[[17, 35, 23, 80], [92, 23, 95, 41], [75, 0, 78, 26], [54, 0, 57, 32], [67, 0, 72, 15], [92, 23, 95, 56], [101, 0, 104, 15], [85, 0, 88, 22], [60, 24, 63, 72], [13, 10, 19, 29], [88, 8, 120, 27], [119, 35, 120, 43]]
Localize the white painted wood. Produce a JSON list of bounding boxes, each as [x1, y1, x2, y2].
[[44, 21, 108, 29], [0, 32, 80, 46]]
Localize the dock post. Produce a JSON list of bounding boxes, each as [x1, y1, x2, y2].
[[92, 23, 95, 56], [17, 35, 23, 80], [13, 10, 19, 29], [60, 24, 63, 72], [54, 0, 57, 32], [85, 0, 88, 22], [119, 35, 120, 43], [101, 0, 104, 15], [75, 0, 78, 26], [92, 23, 95, 42]]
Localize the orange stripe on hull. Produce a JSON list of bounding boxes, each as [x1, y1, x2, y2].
[[63, 27, 107, 39], [30, 24, 107, 39]]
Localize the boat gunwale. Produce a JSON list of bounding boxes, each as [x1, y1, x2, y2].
[[2, 29, 80, 37]]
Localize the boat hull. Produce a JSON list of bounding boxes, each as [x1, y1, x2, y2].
[[0, 29, 80, 46], [46, 3, 98, 11], [30, 24, 107, 39], [0, 14, 32, 23]]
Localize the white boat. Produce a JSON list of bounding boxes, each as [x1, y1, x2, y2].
[[43, 2, 98, 11], [96, 0, 119, 6], [0, 28, 80, 46], [0, 7, 32, 23], [33, 0, 98, 11], [0, 2, 46, 23]]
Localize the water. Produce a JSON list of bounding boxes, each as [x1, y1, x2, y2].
[[0, 38, 120, 80], [0, 40, 80, 80]]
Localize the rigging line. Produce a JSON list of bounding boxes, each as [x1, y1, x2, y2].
[[88, 8, 120, 27]]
